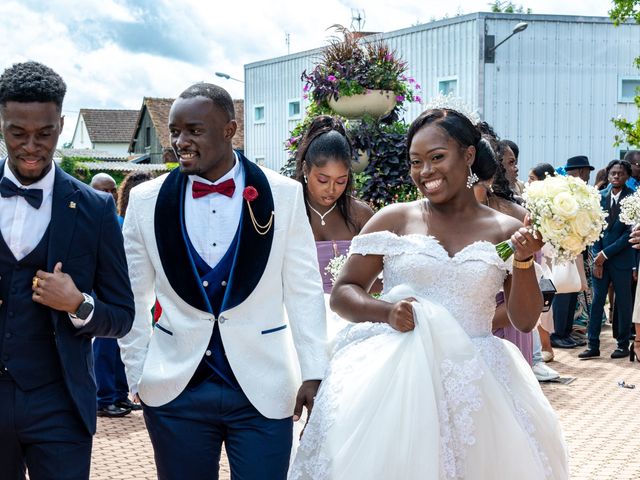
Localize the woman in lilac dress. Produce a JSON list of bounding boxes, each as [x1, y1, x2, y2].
[[294, 116, 374, 297]]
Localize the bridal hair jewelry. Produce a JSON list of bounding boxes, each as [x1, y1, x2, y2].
[[466, 167, 479, 189], [423, 93, 481, 125], [307, 201, 337, 226], [243, 186, 274, 235]]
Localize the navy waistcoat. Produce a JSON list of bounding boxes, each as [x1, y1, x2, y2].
[[186, 229, 241, 389], [0, 228, 63, 390]]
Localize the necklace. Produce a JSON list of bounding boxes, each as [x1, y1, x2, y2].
[[307, 201, 337, 226]]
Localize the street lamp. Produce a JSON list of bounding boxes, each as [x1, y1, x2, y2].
[[215, 71, 244, 83], [484, 22, 528, 63]]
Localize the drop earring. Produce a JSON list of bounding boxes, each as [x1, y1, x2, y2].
[[466, 167, 479, 189], [304, 175, 308, 183]]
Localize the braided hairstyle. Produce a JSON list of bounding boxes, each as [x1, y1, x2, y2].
[[295, 115, 355, 229]]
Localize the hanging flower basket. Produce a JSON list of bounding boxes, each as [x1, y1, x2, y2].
[[352, 149, 370, 173], [328, 90, 397, 119]]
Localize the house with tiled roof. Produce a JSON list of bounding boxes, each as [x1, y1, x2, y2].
[[70, 108, 139, 157], [129, 97, 245, 164]]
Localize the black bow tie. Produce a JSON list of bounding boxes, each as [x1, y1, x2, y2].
[[0, 177, 44, 209]]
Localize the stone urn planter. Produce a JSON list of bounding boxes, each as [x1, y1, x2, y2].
[[352, 149, 369, 174], [328, 90, 397, 119]]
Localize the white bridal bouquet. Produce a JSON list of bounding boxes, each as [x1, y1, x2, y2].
[[496, 175, 607, 264], [619, 190, 640, 227]]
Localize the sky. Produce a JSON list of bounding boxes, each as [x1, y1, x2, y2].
[[0, 0, 612, 146]]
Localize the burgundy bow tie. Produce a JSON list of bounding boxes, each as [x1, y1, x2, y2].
[[192, 179, 236, 199]]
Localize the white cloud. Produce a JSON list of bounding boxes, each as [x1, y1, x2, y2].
[[0, 0, 614, 145]]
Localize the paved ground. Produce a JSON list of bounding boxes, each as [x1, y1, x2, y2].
[[89, 324, 640, 479]]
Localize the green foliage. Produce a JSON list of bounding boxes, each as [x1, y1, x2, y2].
[[489, 1, 532, 13], [59, 156, 91, 183], [610, 0, 640, 148]]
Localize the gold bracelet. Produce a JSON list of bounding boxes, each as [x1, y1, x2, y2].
[[512, 256, 534, 269]]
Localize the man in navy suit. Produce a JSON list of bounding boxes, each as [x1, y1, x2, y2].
[[0, 62, 134, 479], [580, 160, 635, 359]]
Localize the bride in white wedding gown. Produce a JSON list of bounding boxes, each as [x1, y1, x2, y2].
[[289, 108, 568, 480]]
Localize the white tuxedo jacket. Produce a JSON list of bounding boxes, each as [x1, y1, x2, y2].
[[119, 154, 328, 419]]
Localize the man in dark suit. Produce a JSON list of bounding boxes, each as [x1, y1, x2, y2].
[[0, 61, 134, 479], [550, 155, 594, 349], [580, 160, 635, 359]]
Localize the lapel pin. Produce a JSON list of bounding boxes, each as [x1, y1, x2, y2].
[[69, 201, 76, 209]]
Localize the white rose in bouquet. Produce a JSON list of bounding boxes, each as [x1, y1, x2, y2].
[[496, 175, 607, 264], [619, 190, 640, 228]]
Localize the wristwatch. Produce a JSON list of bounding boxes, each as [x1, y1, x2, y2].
[[71, 293, 94, 321]]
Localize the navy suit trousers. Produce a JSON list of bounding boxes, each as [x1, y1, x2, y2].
[[0, 377, 92, 480], [589, 265, 633, 350], [143, 378, 293, 480], [93, 338, 128, 407], [550, 293, 578, 341]]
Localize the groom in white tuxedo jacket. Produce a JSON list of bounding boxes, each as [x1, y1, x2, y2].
[[118, 83, 328, 480]]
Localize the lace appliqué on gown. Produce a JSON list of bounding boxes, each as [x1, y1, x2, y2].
[[438, 357, 484, 479]]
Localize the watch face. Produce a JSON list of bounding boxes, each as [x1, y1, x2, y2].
[[76, 302, 94, 320]]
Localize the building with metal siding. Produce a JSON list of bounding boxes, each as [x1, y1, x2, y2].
[[244, 12, 640, 177]]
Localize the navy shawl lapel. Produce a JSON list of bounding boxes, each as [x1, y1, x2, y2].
[[154, 168, 211, 313], [48, 166, 81, 271], [221, 152, 274, 312]]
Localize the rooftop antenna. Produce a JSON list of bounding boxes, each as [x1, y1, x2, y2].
[[285, 32, 290, 55], [351, 9, 365, 32]]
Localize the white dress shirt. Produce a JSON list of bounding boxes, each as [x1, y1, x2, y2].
[[0, 162, 54, 261], [611, 190, 621, 207], [184, 154, 245, 269], [0, 163, 92, 327]]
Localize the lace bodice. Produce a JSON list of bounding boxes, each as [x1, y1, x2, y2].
[[350, 231, 509, 337]]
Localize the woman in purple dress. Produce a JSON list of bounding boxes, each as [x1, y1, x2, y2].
[[294, 116, 374, 296]]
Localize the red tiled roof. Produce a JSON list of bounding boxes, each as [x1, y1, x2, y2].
[[80, 108, 139, 143]]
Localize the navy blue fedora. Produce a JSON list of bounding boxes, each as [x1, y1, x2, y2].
[[564, 155, 594, 171]]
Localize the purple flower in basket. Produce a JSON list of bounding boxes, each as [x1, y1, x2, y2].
[[415, 83, 421, 90], [327, 74, 337, 82], [396, 95, 405, 102], [415, 95, 423, 103], [303, 84, 309, 92], [384, 53, 393, 61], [408, 77, 415, 84]]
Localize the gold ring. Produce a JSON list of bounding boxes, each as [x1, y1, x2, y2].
[[32, 277, 39, 288]]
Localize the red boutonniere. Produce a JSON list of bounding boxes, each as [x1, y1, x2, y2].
[[243, 186, 259, 202], [243, 185, 274, 235]]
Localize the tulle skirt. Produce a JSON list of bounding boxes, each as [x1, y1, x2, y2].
[[289, 286, 568, 480]]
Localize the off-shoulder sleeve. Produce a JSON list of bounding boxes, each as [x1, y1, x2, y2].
[[350, 231, 409, 257]]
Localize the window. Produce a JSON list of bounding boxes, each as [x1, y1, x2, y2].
[[619, 77, 640, 103], [288, 100, 301, 119], [255, 156, 265, 166], [438, 77, 458, 96], [254, 105, 265, 123], [145, 127, 151, 148]]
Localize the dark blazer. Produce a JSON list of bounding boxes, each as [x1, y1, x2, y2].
[[0, 162, 135, 434], [592, 185, 635, 270]]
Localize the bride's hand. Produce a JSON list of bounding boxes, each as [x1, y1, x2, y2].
[[512, 215, 543, 261], [387, 297, 416, 332]]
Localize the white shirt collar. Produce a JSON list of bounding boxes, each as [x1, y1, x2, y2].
[[189, 151, 241, 187], [3, 161, 56, 192]]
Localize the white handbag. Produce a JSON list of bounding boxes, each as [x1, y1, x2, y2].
[[549, 259, 582, 294]]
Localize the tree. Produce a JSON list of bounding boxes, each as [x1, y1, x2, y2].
[[489, 1, 532, 14], [610, 0, 640, 148]]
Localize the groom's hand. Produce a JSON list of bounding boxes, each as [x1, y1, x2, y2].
[[293, 380, 321, 422], [32, 262, 84, 313]]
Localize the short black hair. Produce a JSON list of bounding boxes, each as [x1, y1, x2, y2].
[[623, 150, 640, 164], [0, 61, 66, 109], [179, 83, 235, 121], [606, 159, 632, 177]]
